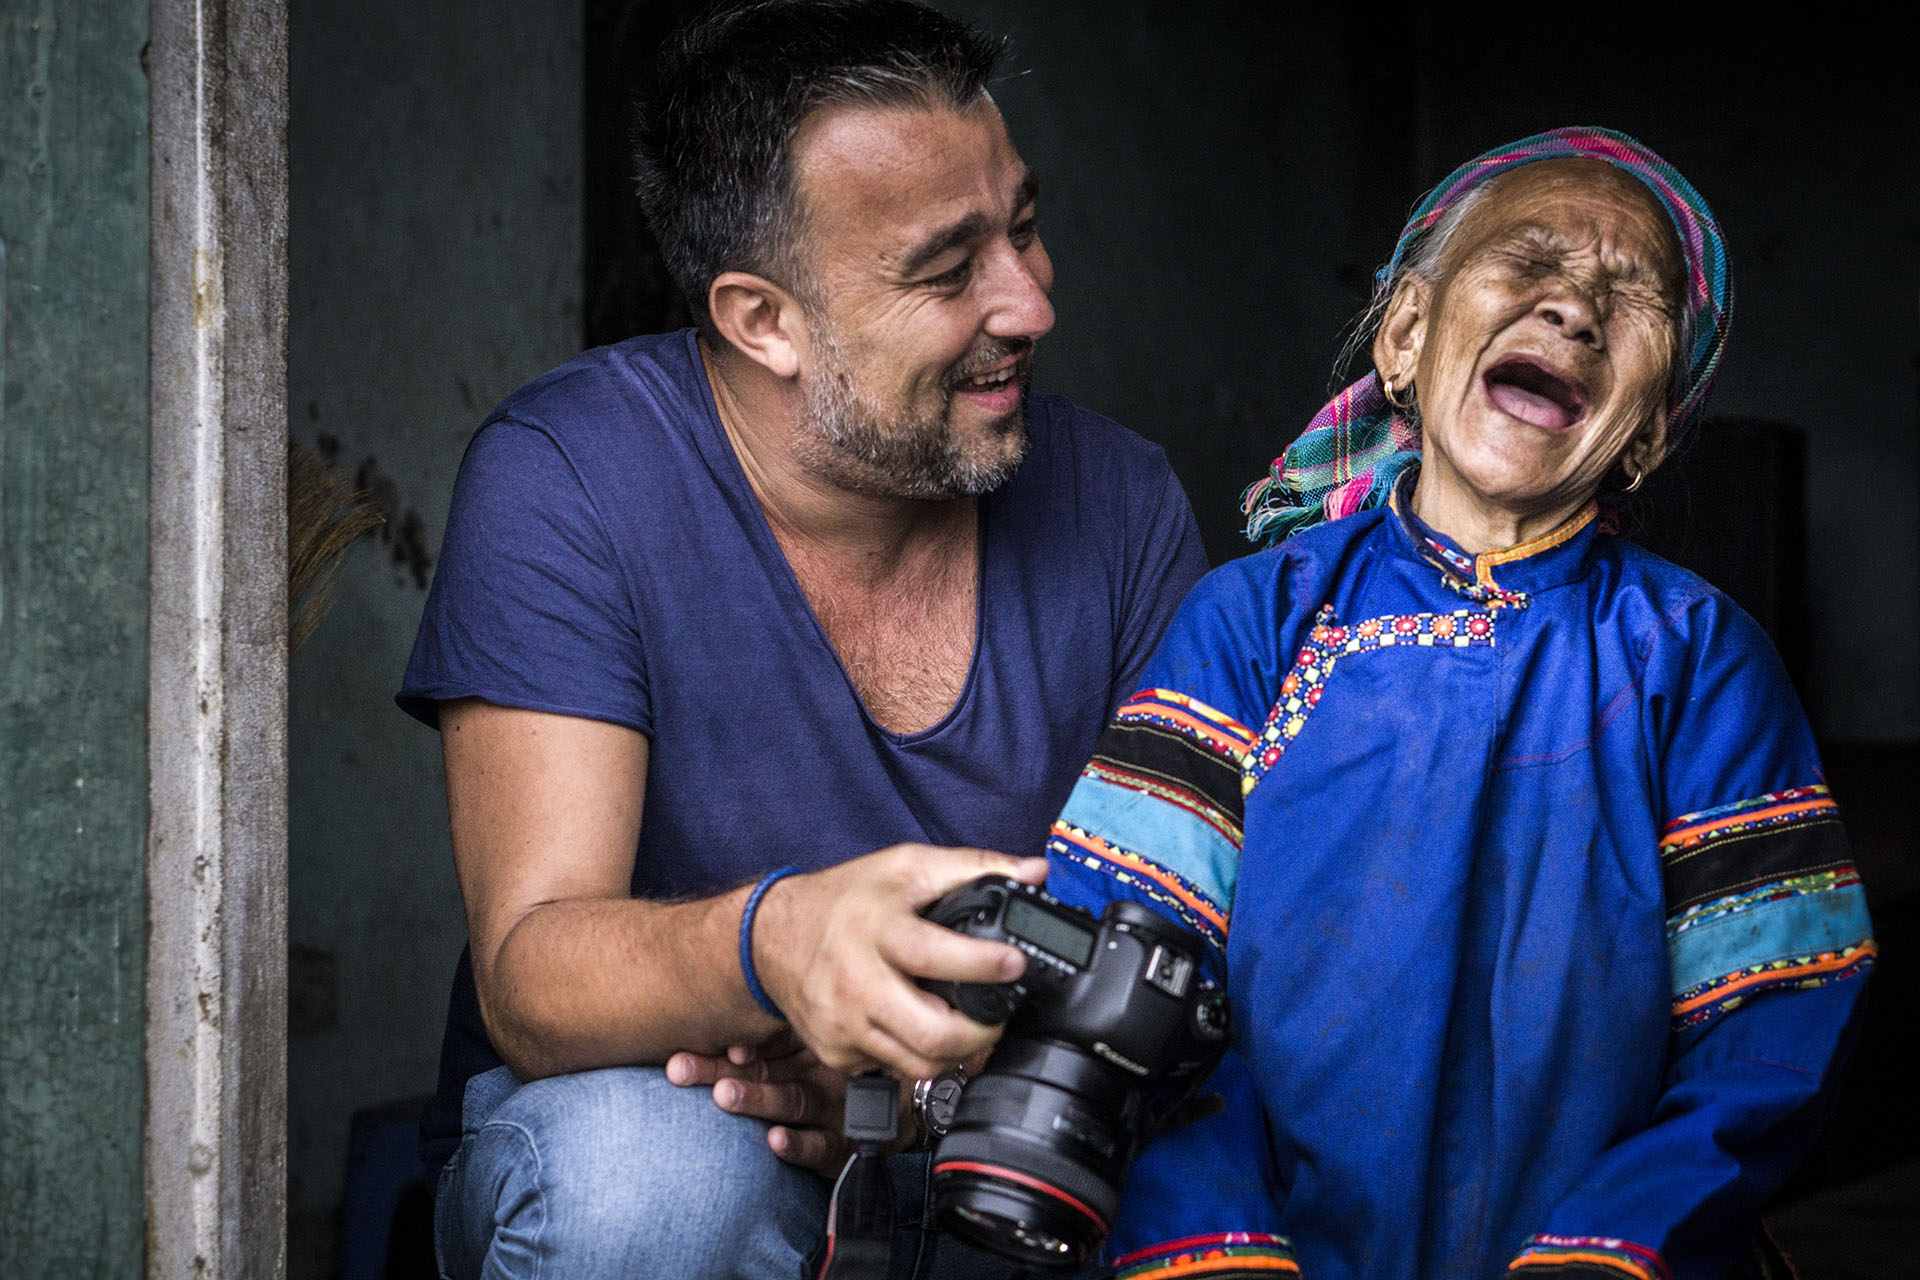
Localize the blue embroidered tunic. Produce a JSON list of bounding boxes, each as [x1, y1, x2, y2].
[[1044, 486, 1874, 1280]]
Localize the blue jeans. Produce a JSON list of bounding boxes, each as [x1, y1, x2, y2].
[[433, 1065, 1024, 1280]]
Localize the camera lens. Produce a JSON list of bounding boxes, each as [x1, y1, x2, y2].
[[931, 1041, 1136, 1271], [946, 1202, 1079, 1266], [915, 877, 1231, 1273]]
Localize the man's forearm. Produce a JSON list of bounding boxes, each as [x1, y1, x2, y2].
[[476, 885, 779, 1079]]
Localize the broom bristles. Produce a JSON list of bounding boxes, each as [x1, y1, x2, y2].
[[288, 439, 385, 653]]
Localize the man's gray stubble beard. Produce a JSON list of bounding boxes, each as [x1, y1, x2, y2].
[[799, 319, 1030, 501]]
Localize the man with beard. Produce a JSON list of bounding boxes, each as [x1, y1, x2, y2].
[[397, 2, 1205, 1276]]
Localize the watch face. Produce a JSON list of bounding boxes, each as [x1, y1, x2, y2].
[[922, 1071, 967, 1136]]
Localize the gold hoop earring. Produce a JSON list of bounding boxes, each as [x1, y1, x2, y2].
[[1382, 376, 1415, 411], [1621, 459, 1646, 494]]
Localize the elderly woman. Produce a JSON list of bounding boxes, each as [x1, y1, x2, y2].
[[1041, 130, 1874, 1280]]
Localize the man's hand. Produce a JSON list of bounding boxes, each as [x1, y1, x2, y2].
[[664, 1032, 894, 1174], [752, 845, 1047, 1080]]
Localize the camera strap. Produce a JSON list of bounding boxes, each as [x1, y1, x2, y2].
[[816, 1073, 899, 1280]]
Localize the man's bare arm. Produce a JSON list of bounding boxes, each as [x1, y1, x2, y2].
[[442, 698, 1041, 1081]]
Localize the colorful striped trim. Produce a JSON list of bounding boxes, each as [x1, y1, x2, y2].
[[1083, 759, 1245, 846], [1475, 503, 1599, 588], [1659, 785, 1853, 917], [1117, 689, 1259, 760], [1672, 941, 1877, 1028], [1667, 871, 1874, 1027], [1390, 486, 1539, 611], [1057, 773, 1241, 911], [1657, 784, 1874, 1029], [1242, 604, 1496, 795], [1048, 822, 1229, 954], [1667, 869, 1863, 938], [1661, 786, 1838, 851], [1509, 1234, 1671, 1280], [1114, 1232, 1298, 1279]]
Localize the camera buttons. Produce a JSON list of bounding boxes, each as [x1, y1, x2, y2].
[[1143, 945, 1194, 998]]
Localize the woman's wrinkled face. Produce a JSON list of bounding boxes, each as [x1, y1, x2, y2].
[[1378, 159, 1684, 542]]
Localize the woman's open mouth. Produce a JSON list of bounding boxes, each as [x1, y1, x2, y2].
[[1482, 356, 1588, 431]]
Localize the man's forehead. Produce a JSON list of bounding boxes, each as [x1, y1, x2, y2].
[[789, 98, 1030, 261]]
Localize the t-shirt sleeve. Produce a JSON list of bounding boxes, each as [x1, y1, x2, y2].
[[397, 417, 651, 733], [1107, 466, 1210, 714]]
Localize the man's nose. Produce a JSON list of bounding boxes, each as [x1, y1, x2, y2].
[[981, 242, 1055, 343]]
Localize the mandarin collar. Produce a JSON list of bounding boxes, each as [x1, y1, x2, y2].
[[1386, 468, 1602, 605]]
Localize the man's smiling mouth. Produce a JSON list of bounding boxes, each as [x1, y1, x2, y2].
[[1483, 356, 1588, 431], [954, 363, 1019, 393]]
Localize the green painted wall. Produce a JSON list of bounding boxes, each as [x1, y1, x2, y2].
[[0, 0, 150, 1273]]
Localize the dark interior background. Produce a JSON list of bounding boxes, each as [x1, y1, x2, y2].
[[287, 3, 1919, 1275]]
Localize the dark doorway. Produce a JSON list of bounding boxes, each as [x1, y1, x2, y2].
[[584, 0, 698, 345]]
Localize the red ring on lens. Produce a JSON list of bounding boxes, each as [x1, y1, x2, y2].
[[932, 1160, 1110, 1232]]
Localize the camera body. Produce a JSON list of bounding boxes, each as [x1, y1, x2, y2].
[[920, 876, 1229, 1271]]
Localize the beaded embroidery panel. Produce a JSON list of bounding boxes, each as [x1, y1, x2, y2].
[[1241, 604, 1498, 797]]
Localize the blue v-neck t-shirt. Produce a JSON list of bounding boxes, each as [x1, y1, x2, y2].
[[398, 329, 1207, 1171]]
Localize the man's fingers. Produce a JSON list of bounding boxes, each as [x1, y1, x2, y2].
[[664, 1050, 728, 1087], [899, 847, 1048, 907], [864, 1000, 997, 1080], [756, 843, 1045, 1081], [883, 918, 1027, 987], [767, 1125, 842, 1173], [666, 1048, 782, 1086], [713, 1077, 827, 1126]]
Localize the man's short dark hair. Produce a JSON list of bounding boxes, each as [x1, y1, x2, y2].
[[633, 0, 1004, 335]]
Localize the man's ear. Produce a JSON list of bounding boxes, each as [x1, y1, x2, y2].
[[708, 271, 807, 380], [1372, 277, 1428, 391]]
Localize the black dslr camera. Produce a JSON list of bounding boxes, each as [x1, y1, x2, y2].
[[919, 876, 1230, 1271]]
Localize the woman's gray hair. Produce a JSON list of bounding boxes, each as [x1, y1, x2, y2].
[[1330, 186, 1489, 396]]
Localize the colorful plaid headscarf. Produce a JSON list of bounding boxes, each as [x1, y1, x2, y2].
[[1242, 126, 1733, 546]]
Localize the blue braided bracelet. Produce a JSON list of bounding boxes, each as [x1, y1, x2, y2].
[[739, 865, 803, 1020]]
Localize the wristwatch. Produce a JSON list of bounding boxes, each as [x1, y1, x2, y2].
[[911, 1067, 969, 1147]]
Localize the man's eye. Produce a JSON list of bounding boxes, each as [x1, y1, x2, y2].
[[1011, 217, 1040, 249], [923, 260, 972, 289]]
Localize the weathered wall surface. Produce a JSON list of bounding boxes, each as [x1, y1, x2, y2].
[[284, 0, 580, 1265], [0, 0, 149, 1271]]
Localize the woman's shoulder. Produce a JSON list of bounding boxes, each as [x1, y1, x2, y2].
[[1175, 510, 1390, 614], [1593, 533, 1780, 665], [1200, 507, 1393, 595]]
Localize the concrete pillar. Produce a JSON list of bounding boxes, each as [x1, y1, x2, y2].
[[147, 0, 290, 1274]]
